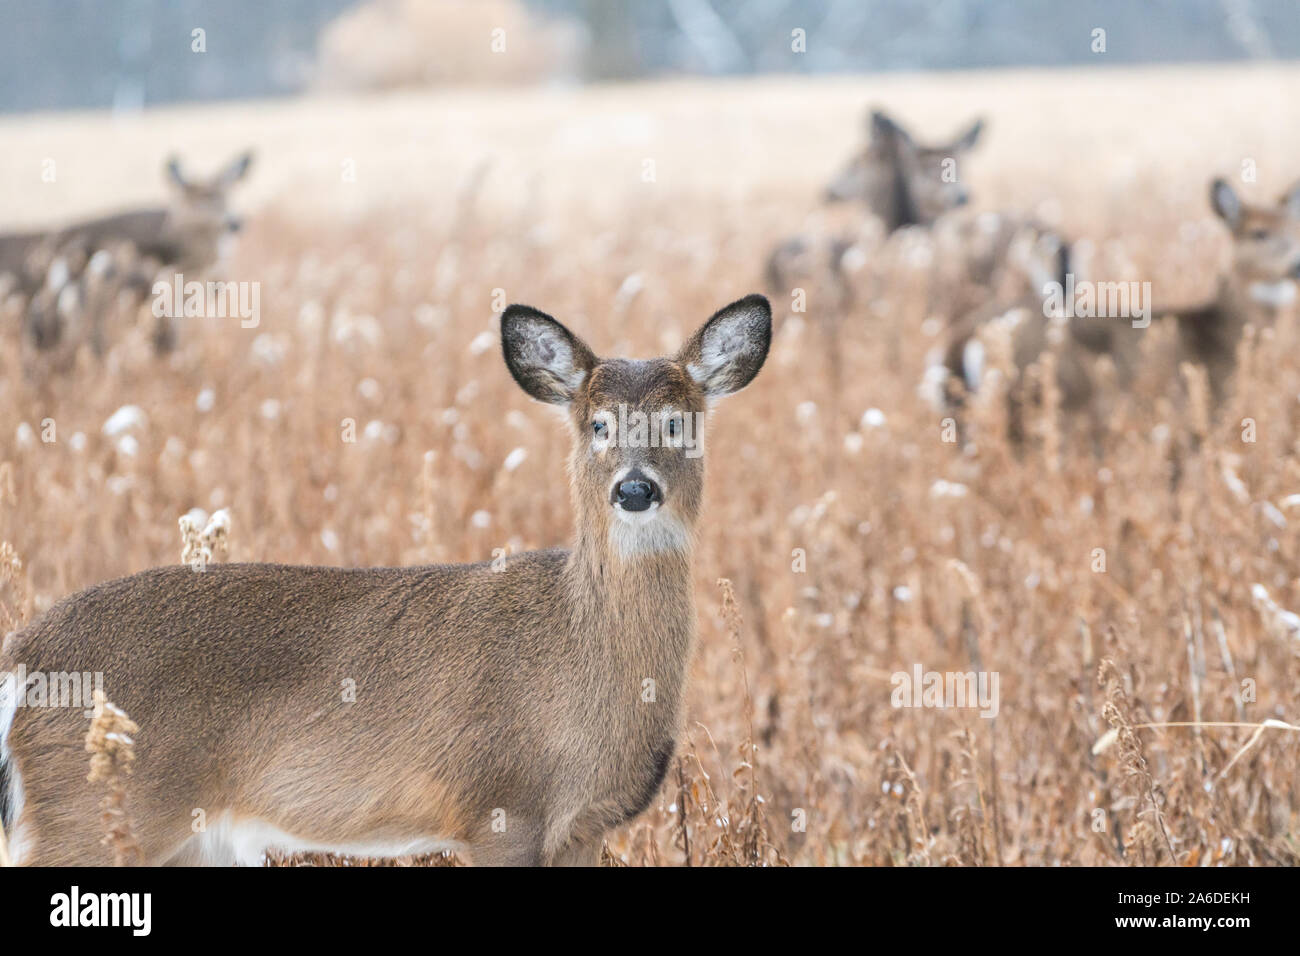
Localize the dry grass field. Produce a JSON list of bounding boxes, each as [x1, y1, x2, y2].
[[3, 63, 1300, 866]]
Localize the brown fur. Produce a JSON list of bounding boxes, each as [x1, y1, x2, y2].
[[0, 294, 771, 867]]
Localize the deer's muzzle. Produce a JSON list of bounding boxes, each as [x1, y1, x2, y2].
[[612, 469, 662, 513]]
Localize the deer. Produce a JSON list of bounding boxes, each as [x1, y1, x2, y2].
[[1, 150, 254, 355], [932, 177, 1300, 447], [765, 109, 984, 301], [822, 109, 983, 225], [767, 109, 1075, 379], [1168, 177, 1300, 402], [0, 293, 773, 867]]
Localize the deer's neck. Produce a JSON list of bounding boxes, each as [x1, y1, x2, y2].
[[1220, 271, 1295, 328], [563, 509, 697, 690]]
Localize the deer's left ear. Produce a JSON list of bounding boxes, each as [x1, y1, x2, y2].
[[869, 109, 911, 147], [1211, 178, 1242, 228], [953, 117, 984, 151], [678, 294, 771, 398], [165, 156, 188, 189], [1280, 180, 1300, 219], [218, 151, 254, 186]]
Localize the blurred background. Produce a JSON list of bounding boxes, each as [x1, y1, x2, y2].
[[2, 0, 1299, 113]]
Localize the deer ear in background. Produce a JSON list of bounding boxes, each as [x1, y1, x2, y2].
[[218, 151, 254, 186], [952, 116, 985, 151], [869, 109, 911, 147], [1279, 180, 1300, 220], [1211, 178, 1242, 229], [165, 156, 188, 189]]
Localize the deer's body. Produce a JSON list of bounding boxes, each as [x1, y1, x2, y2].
[[0, 231, 43, 295], [4, 553, 685, 866], [0, 209, 171, 292], [0, 294, 771, 867]]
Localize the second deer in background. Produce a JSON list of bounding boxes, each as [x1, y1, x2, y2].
[[0, 150, 254, 363]]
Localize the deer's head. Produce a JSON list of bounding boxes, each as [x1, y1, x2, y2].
[[163, 151, 254, 266], [1211, 177, 1300, 306], [502, 295, 771, 558], [826, 110, 983, 228]]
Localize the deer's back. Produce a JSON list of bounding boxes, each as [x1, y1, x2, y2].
[[57, 208, 174, 261], [2, 556, 573, 775], [0, 231, 43, 287]]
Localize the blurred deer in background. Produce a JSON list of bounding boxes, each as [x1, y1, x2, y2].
[[765, 109, 984, 300], [0, 150, 254, 360], [932, 177, 1300, 447], [1168, 177, 1300, 402]]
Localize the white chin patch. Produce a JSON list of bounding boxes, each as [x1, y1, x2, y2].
[[1249, 280, 1297, 307], [609, 505, 688, 558], [614, 502, 660, 525], [217, 232, 239, 265]]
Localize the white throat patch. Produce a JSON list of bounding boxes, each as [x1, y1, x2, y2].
[[1249, 279, 1297, 307], [608, 508, 689, 560]]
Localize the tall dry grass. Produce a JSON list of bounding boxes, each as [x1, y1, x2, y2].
[[2, 67, 1299, 865]]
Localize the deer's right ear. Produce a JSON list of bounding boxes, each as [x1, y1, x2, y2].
[[501, 305, 596, 405], [219, 151, 254, 186], [1211, 178, 1242, 228], [165, 156, 187, 189], [953, 116, 985, 151]]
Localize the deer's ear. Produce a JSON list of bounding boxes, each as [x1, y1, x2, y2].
[[219, 151, 254, 186], [953, 117, 984, 151], [1211, 178, 1242, 228], [869, 109, 909, 146], [678, 294, 771, 398], [1280, 180, 1300, 219], [165, 156, 188, 189], [501, 305, 596, 405]]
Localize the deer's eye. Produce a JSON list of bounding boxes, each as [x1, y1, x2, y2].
[[1250, 228, 1271, 241], [592, 420, 608, 438], [666, 415, 682, 437]]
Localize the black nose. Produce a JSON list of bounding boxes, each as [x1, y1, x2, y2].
[[612, 472, 662, 512], [225, 217, 243, 233], [954, 189, 969, 206]]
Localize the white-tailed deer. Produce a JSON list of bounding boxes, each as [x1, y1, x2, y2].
[[0, 294, 772, 867], [765, 109, 984, 298], [823, 109, 983, 225], [1, 151, 253, 354], [933, 177, 1300, 444], [1169, 177, 1300, 401]]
